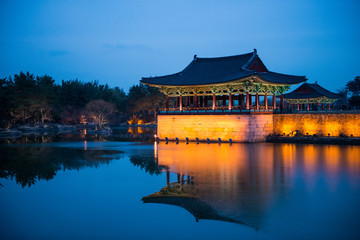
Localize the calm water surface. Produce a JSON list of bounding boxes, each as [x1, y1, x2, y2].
[[1, 140, 360, 240]]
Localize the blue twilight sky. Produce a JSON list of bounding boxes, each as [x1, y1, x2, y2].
[[0, 0, 359, 92]]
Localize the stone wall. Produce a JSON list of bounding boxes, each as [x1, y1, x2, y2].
[[273, 113, 360, 137], [157, 114, 273, 142]]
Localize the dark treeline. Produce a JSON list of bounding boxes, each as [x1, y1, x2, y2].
[[0, 72, 165, 128]]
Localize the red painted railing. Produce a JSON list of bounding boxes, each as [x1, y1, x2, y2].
[[158, 105, 275, 114]]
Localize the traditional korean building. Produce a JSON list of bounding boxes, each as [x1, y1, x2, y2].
[[141, 49, 307, 112], [283, 82, 343, 111], [141, 49, 307, 142]]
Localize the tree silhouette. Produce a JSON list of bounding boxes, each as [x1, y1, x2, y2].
[[85, 99, 115, 129]]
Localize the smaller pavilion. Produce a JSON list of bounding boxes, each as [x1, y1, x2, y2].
[[283, 82, 344, 111]]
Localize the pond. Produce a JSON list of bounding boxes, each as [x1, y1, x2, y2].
[[1, 137, 360, 240]]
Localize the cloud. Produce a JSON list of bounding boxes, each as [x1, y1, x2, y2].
[[48, 50, 70, 57]]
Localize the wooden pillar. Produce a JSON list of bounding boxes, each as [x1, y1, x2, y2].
[[328, 103, 330, 110], [331, 103, 334, 110], [280, 94, 284, 110], [179, 95, 183, 111], [228, 93, 232, 110], [255, 93, 259, 110], [297, 103, 300, 111], [212, 94, 216, 110], [272, 94, 276, 109], [194, 94, 198, 108], [246, 92, 250, 110], [264, 93, 268, 110], [177, 173, 180, 183], [307, 103, 310, 111], [165, 95, 169, 110]]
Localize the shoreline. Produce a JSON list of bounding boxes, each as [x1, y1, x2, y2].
[[266, 135, 360, 145]]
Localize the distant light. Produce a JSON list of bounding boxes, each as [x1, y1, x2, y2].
[[154, 134, 157, 138]]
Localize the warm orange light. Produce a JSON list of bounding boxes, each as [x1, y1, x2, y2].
[[323, 121, 341, 137], [281, 121, 296, 135], [302, 118, 319, 136]]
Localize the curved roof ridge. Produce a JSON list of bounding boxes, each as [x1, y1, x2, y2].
[[195, 51, 254, 61], [141, 49, 307, 86], [265, 70, 307, 78], [142, 72, 181, 80]]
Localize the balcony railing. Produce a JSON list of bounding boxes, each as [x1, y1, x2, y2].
[[158, 105, 275, 114]]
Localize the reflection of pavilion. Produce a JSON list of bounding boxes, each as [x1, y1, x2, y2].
[[142, 172, 244, 225], [142, 142, 360, 230], [142, 142, 293, 229]]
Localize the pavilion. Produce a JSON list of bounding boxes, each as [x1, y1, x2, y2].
[[283, 82, 344, 111], [141, 49, 307, 113]]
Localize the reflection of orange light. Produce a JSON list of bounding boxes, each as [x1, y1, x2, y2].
[[84, 141, 87, 151], [281, 144, 295, 175], [156, 143, 277, 198], [154, 142, 360, 213], [154, 141, 157, 158], [324, 146, 340, 191], [84, 129, 87, 135]]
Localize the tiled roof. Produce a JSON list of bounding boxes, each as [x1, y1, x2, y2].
[[283, 83, 343, 99], [141, 50, 307, 86]]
